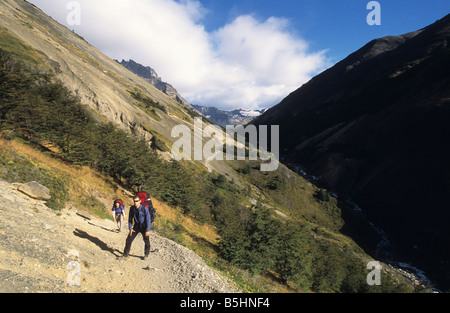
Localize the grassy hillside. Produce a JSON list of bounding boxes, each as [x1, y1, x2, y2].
[[0, 26, 46, 67]]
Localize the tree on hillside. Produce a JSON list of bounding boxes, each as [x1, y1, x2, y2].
[[274, 222, 313, 289]]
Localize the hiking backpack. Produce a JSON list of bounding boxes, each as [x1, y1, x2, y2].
[[137, 191, 156, 223], [114, 199, 125, 207]]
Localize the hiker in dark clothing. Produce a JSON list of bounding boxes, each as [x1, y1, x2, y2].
[[122, 195, 151, 260]]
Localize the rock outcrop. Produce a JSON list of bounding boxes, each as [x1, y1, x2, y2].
[[16, 181, 51, 201]]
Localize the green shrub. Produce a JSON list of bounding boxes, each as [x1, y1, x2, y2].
[[80, 195, 109, 219], [315, 189, 331, 202]]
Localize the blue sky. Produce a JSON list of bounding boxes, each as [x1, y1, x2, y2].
[[28, 0, 450, 110], [199, 0, 450, 62]]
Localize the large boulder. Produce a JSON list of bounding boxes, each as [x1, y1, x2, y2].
[[17, 181, 51, 201]]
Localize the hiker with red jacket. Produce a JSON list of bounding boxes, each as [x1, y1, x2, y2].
[[112, 199, 126, 232], [122, 195, 152, 260]]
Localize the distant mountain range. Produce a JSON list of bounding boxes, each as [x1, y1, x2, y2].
[[118, 58, 266, 126], [252, 14, 450, 289], [192, 105, 266, 127]]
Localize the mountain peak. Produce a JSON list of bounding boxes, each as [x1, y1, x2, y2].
[[343, 30, 422, 72], [118, 59, 192, 109], [117, 59, 161, 81]]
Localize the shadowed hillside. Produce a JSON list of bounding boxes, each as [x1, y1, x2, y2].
[[252, 14, 450, 289]]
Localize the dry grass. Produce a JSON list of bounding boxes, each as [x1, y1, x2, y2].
[[1, 138, 220, 249], [3, 138, 112, 199]]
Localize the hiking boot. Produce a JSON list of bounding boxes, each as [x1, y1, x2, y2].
[[117, 254, 128, 260]]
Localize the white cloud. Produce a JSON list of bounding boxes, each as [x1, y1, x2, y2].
[[28, 0, 328, 110]]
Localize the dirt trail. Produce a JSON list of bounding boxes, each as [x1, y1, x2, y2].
[[0, 179, 239, 293]]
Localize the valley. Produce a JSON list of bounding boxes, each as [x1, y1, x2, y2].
[[0, 0, 447, 293]]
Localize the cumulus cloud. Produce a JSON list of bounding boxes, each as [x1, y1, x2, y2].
[[28, 0, 328, 110]]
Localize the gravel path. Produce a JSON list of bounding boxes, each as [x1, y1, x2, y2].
[[0, 179, 240, 293]]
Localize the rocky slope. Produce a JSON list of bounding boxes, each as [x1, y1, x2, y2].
[[0, 179, 239, 293], [0, 0, 183, 147], [0, 0, 245, 181]]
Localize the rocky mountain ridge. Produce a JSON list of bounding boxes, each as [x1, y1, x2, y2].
[[118, 58, 265, 127], [117, 59, 193, 109]]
